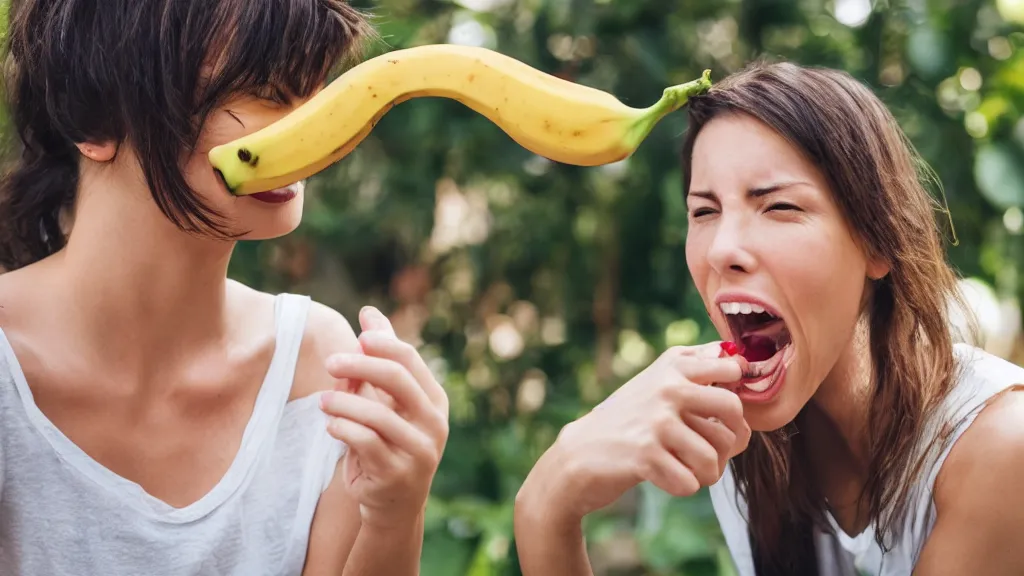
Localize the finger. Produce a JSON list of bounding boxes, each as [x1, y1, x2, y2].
[[359, 331, 447, 414], [333, 339, 365, 395], [640, 451, 701, 498], [730, 415, 752, 458], [321, 391, 435, 460], [659, 420, 722, 487], [356, 306, 399, 408], [670, 355, 742, 385], [664, 342, 734, 361], [678, 385, 747, 440], [354, 376, 397, 410], [684, 414, 738, 474], [360, 306, 396, 337], [326, 417, 391, 471], [325, 353, 435, 421]]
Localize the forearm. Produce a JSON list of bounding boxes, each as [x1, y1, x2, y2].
[[514, 487, 594, 576], [343, 514, 425, 576]]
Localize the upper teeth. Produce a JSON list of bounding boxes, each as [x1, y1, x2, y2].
[[720, 302, 767, 315]]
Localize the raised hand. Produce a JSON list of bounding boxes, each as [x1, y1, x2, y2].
[[519, 342, 750, 521], [319, 306, 449, 530]]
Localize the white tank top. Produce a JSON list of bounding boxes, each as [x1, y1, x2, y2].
[[0, 293, 347, 575], [710, 343, 1024, 575]]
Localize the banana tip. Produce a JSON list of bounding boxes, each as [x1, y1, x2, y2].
[[213, 168, 240, 196]]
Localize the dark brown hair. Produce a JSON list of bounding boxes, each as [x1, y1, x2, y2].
[[680, 61, 970, 573], [0, 0, 372, 270]]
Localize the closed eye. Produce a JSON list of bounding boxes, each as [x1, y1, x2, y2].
[[690, 207, 717, 218], [767, 202, 801, 212], [225, 110, 245, 127]]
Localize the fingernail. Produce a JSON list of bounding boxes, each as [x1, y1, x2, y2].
[[720, 341, 740, 356]]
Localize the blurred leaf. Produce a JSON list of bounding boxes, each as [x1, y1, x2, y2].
[[421, 529, 476, 576], [974, 142, 1024, 208], [635, 484, 719, 569]]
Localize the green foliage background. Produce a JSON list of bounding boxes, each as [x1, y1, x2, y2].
[[225, 0, 1024, 574]]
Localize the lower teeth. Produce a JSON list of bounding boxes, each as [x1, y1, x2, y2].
[[744, 379, 772, 393], [741, 344, 789, 392]]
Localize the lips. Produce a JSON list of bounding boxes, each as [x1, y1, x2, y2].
[[248, 183, 302, 204], [717, 342, 791, 401], [714, 292, 794, 402]]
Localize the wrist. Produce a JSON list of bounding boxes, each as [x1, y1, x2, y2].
[[360, 504, 426, 534], [516, 442, 586, 530]]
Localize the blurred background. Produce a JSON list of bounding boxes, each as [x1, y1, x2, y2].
[[19, 0, 1024, 574], [229, 0, 1024, 574]]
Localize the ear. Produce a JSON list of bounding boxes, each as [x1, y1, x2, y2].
[[75, 141, 117, 163], [867, 257, 890, 281]]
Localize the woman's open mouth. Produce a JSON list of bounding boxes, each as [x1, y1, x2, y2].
[[719, 300, 793, 401]]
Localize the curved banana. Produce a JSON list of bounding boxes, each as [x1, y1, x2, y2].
[[209, 44, 712, 195]]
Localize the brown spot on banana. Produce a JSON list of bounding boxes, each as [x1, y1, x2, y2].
[[237, 148, 259, 166]]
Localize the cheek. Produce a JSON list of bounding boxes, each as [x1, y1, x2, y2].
[[684, 227, 711, 285], [770, 223, 868, 338], [181, 149, 232, 209], [184, 116, 251, 204], [196, 118, 246, 155]]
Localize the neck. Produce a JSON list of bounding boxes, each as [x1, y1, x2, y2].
[[46, 164, 236, 372], [808, 315, 875, 473]]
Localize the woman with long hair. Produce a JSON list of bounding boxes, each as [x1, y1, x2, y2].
[[0, 1, 448, 574], [514, 61, 1024, 575]]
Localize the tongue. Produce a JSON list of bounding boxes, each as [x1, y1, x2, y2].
[[740, 335, 777, 362]]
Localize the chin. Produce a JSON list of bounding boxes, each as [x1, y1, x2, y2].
[[238, 219, 302, 241], [743, 400, 803, 432], [730, 354, 806, 432], [236, 197, 305, 240]]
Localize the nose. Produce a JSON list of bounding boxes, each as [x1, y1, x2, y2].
[[705, 212, 759, 276]]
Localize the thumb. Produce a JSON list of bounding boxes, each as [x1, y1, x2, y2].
[[359, 306, 395, 337]]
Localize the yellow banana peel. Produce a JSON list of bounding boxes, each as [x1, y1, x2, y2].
[[208, 44, 712, 195]]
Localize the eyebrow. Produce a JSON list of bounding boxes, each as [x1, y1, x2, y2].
[[687, 181, 809, 201]]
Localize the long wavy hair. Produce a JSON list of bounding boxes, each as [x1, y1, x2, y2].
[[680, 61, 973, 573]]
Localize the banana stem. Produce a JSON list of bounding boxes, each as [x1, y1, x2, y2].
[[654, 68, 713, 116], [625, 69, 713, 149]]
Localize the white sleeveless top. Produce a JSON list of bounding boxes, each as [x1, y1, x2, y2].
[[0, 293, 347, 575], [710, 343, 1024, 575]]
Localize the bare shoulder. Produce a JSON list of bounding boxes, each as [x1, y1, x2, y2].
[[935, 386, 1024, 512], [0, 271, 15, 325], [290, 299, 361, 401], [0, 262, 54, 331], [915, 387, 1024, 574]]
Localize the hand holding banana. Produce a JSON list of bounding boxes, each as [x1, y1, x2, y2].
[[209, 44, 712, 195]]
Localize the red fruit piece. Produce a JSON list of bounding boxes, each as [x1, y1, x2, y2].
[[720, 341, 740, 356]]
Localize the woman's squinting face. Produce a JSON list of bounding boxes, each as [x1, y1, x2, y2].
[[685, 113, 887, 431], [184, 93, 314, 240]]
